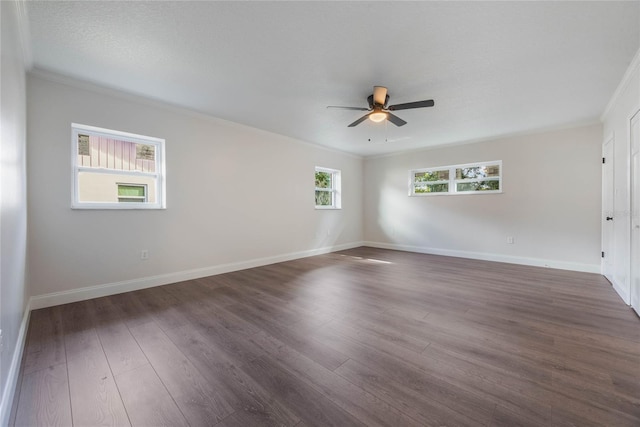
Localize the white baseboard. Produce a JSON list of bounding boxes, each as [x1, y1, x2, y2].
[[611, 279, 631, 305], [30, 242, 364, 310], [0, 300, 32, 427], [363, 241, 601, 274]]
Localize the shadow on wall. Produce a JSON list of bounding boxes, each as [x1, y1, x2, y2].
[[376, 177, 456, 247], [375, 173, 504, 251], [314, 211, 346, 249]]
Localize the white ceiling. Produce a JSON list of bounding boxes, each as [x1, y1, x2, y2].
[[25, 1, 640, 156]]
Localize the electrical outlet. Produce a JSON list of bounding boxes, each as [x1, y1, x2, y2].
[[140, 250, 149, 260], [507, 236, 515, 244]]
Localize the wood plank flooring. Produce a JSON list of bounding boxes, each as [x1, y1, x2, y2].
[[11, 247, 640, 426]]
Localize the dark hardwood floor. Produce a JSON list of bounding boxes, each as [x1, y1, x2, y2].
[[11, 247, 640, 426]]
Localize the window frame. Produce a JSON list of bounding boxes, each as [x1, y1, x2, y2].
[[411, 168, 451, 195], [71, 123, 166, 209], [315, 166, 342, 209], [409, 160, 502, 196]]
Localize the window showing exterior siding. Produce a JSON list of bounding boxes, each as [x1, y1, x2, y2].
[[72, 123, 166, 209]]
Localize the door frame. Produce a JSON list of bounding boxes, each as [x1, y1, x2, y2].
[[602, 133, 615, 284], [629, 109, 640, 314]]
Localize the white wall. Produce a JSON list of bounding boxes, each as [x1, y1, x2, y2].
[[0, 0, 29, 423], [27, 73, 363, 306], [363, 124, 603, 272], [601, 50, 640, 304]]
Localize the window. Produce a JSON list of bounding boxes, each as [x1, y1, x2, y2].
[[413, 169, 450, 194], [315, 167, 341, 209], [72, 123, 166, 209], [410, 161, 502, 196], [117, 184, 147, 203]]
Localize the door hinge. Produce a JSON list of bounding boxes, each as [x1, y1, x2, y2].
[[602, 157, 606, 164], [602, 251, 605, 258]]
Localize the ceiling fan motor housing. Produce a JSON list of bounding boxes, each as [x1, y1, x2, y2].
[[367, 94, 390, 109]]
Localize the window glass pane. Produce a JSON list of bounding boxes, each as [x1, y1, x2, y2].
[[118, 197, 144, 203], [78, 134, 90, 156], [76, 136, 156, 173], [456, 165, 500, 180], [456, 180, 500, 192], [415, 183, 449, 193], [77, 171, 156, 203], [315, 171, 332, 189], [118, 185, 145, 197], [485, 165, 500, 177], [136, 144, 155, 160], [315, 190, 333, 206], [414, 170, 449, 182]]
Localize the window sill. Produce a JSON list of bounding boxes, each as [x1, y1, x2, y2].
[[72, 203, 166, 210], [410, 190, 503, 197]]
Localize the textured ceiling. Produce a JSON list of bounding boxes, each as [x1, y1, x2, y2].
[[25, 1, 640, 156]]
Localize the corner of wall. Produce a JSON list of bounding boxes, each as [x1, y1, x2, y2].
[[0, 1, 30, 423], [601, 47, 640, 121], [0, 302, 31, 427]]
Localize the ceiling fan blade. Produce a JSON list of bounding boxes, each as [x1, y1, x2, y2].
[[348, 113, 370, 127], [327, 106, 370, 111], [373, 86, 387, 105], [386, 112, 407, 127], [388, 99, 435, 111]]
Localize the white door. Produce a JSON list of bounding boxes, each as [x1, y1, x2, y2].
[[602, 135, 615, 283], [630, 111, 640, 314]]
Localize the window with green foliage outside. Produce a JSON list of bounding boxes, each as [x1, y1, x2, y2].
[[315, 167, 341, 208], [117, 184, 146, 203], [315, 171, 333, 206], [455, 164, 500, 192], [413, 169, 449, 193], [410, 161, 501, 196]]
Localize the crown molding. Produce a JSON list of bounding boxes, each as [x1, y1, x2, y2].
[[28, 68, 363, 160], [366, 118, 602, 160]]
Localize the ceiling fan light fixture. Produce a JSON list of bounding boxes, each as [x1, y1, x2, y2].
[[369, 111, 387, 123]]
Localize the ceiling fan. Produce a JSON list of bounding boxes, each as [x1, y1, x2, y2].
[[327, 86, 434, 127]]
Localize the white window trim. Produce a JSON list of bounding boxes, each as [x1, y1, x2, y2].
[[315, 166, 342, 209], [71, 123, 166, 209], [409, 160, 502, 196]]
